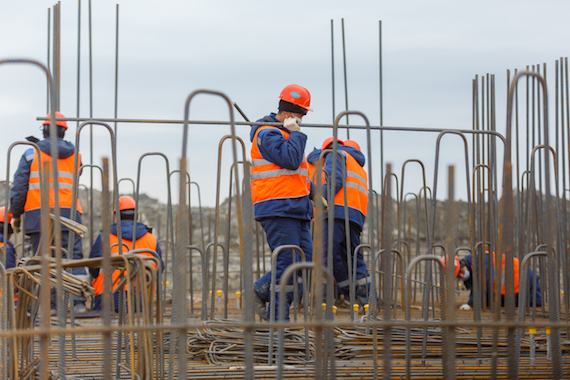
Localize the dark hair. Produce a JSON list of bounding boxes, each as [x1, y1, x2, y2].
[[42, 125, 66, 139], [120, 209, 135, 221], [278, 100, 307, 116]]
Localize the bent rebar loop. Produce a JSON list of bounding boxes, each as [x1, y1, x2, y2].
[[506, 72, 561, 379], [182, 90, 254, 379], [372, 248, 405, 317], [211, 136, 247, 322], [332, 110, 374, 323], [117, 177, 136, 203], [187, 246, 206, 319], [134, 153, 174, 250], [4, 142, 43, 263], [269, 245, 309, 323], [203, 241, 226, 321], [225, 160, 249, 319], [0, 59, 62, 264], [528, 146, 562, 246], [400, 159, 430, 250], [268, 244, 309, 366], [426, 132, 477, 305], [320, 148, 355, 311], [72, 121, 121, 253], [404, 255, 447, 379], [514, 250, 548, 378], [190, 181, 206, 252], [277, 262, 334, 380]]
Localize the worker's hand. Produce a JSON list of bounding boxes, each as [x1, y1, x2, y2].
[[12, 217, 20, 233], [321, 196, 328, 212], [283, 117, 300, 132], [459, 304, 472, 311]]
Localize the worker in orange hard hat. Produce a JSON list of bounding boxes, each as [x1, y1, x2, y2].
[[307, 138, 370, 310], [441, 253, 542, 310], [10, 111, 88, 314], [250, 84, 317, 321], [0, 207, 16, 269], [89, 195, 163, 312]]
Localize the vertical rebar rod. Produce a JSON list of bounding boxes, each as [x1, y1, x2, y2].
[[114, 4, 119, 139], [101, 158, 113, 380], [341, 18, 349, 139], [88, 0, 94, 251], [330, 20, 335, 124], [379, 20, 384, 205], [47, 7, 51, 113], [382, 164, 393, 380]]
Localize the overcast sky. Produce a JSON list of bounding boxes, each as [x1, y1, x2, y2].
[[1, 0, 569, 210]]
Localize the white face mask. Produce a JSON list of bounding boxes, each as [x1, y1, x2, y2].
[[462, 269, 470, 281]]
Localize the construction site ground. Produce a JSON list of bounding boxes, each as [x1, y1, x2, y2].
[[43, 294, 570, 379]]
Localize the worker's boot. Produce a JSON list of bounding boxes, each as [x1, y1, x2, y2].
[[253, 290, 267, 319], [74, 301, 87, 314]]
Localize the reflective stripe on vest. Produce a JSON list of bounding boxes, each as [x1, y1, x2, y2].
[[333, 152, 368, 216], [92, 232, 158, 296], [250, 126, 310, 205], [24, 150, 83, 213]]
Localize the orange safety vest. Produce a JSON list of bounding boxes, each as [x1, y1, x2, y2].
[[24, 150, 82, 213], [491, 252, 520, 295], [333, 152, 368, 216], [250, 126, 310, 205], [92, 232, 158, 296]]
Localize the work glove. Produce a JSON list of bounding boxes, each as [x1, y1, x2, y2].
[[12, 217, 20, 233], [283, 117, 300, 132], [459, 304, 472, 311]]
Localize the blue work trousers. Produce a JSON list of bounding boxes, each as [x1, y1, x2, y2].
[[323, 219, 369, 302], [254, 217, 312, 321]]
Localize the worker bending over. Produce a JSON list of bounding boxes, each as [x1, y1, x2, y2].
[[89, 196, 163, 312], [10, 112, 88, 313], [307, 138, 370, 308], [251, 84, 314, 321], [442, 253, 542, 310]]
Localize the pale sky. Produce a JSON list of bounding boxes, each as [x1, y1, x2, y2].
[[1, 0, 569, 207]]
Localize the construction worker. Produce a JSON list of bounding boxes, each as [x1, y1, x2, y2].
[[0, 207, 16, 269], [307, 138, 370, 308], [89, 195, 163, 312], [251, 84, 315, 321], [9, 112, 88, 313], [441, 253, 542, 310]]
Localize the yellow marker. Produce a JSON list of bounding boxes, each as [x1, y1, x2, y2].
[[546, 327, 551, 335], [217, 290, 222, 297], [364, 304, 369, 313], [166, 281, 169, 287], [209, 290, 212, 297], [529, 327, 536, 335], [236, 291, 241, 298], [562, 290, 565, 298], [332, 306, 337, 314], [353, 304, 359, 312], [322, 303, 327, 311]]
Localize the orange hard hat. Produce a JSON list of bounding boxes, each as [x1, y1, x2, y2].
[[0, 207, 12, 224], [440, 255, 460, 278], [43, 111, 68, 130], [115, 196, 136, 213], [344, 139, 361, 151], [321, 137, 344, 151], [279, 84, 313, 112]]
